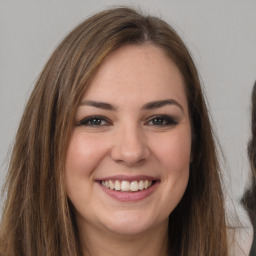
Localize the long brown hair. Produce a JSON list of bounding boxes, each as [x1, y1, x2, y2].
[[0, 7, 228, 255]]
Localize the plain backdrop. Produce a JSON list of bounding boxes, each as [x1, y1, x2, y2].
[[0, 0, 256, 228]]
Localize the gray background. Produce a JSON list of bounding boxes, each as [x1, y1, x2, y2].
[[1, 0, 256, 228]]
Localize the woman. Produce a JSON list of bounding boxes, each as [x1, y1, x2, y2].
[[242, 81, 256, 256], [0, 7, 228, 255]]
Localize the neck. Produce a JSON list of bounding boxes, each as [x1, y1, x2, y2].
[[78, 220, 169, 256]]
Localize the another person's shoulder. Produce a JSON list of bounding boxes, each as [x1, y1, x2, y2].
[[249, 234, 256, 256]]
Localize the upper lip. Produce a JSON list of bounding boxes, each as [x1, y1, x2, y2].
[[95, 175, 160, 182]]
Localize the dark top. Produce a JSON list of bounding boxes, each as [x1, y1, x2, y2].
[[250, 232, 256, 256]]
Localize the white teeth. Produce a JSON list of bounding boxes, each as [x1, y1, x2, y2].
[[109, 180, 114, 190], [101, 179, 154, 192], [121, 181, 130, 191], [144, 180, 149, 189], [138, 180, 144, 190], [114, 180, 121, 190], [105, 180, 109, 189], [130, 181, 138, 191]]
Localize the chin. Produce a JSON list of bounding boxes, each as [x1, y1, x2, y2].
[[101, 211, 167, 236]]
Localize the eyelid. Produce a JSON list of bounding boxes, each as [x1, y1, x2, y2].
[[78, 115, 112, 126], [145, 114, 179, 126], [76, 114, 179, 127]]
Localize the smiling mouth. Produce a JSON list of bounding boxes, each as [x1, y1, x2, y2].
[[101, 180, 154, 192]]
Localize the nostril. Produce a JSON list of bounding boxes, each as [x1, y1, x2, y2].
[[110, 141, 150, 166]]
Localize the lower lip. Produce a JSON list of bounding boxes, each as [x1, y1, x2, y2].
[[99, 182, 159, 202]]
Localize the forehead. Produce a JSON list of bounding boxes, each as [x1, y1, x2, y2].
[[83, 44, 188, 110]]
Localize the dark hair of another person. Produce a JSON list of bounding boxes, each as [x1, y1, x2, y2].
[[0, 7, 228, 256], [242, 81, 256, 255]]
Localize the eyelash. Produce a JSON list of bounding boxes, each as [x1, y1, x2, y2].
[[78, 115, 178, 127], [145, 115, 178, 126], [79, 116, 111, 126]]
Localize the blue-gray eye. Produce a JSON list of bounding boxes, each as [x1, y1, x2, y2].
[[148, 115, 178, 126], [79, 116, 108, 126]]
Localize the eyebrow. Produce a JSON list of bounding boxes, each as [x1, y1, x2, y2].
[[79, 100, 117, 110], [79, 99, 184, 112], [142, 99, 184, 112]]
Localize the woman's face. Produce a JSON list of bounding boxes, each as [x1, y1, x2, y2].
[[65, 44, 192, 236]]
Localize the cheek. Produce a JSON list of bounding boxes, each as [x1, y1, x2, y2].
[[147, 130, 191, 217], [159, 131, 191, 207], [65, 131, 107, 177], [64, 131, 110, 211], [152, 129, 192, 171]]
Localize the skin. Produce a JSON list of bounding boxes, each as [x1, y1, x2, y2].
[[65, 44, 192, 256]]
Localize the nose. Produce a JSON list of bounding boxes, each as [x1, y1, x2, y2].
[[110, 125, 150, 166]]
